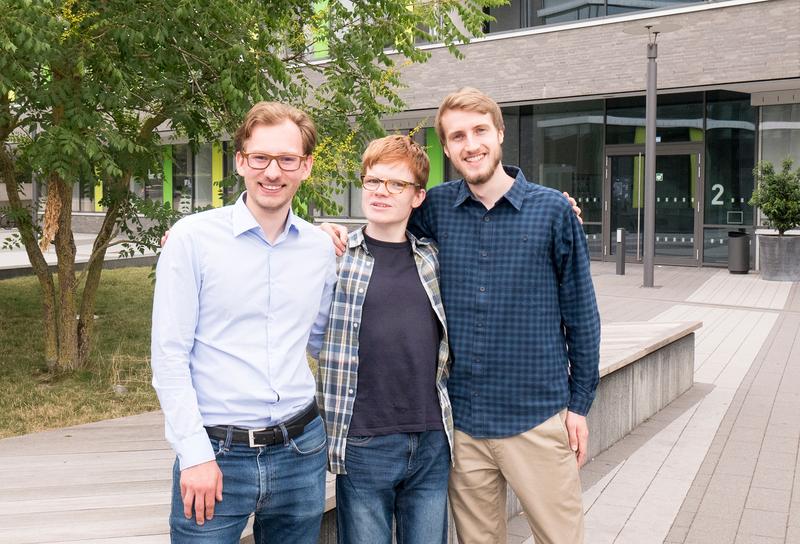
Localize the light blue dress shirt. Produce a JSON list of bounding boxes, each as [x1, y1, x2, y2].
[[151, 194, 337, 470]]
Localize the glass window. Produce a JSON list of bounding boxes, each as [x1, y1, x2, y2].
[[529, 100, 605, 224], [194, 143, 214, 209], [606, 93, 703, 145], [485, 0, 524, 33], [705, 91, 756, 227], [538, 0, 605, 25], [703, 226, 754, 266], [172, 144, 194, 214], [760, 103, 800, 167]]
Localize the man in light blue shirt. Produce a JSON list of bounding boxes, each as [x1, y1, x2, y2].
[[151, 102, 337, 543]]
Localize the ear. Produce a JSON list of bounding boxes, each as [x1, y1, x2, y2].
[[411, 188, 427, 209], [498, 129, 504, 145], [235, 151, 246, 176], [300, 154, 314, 181], [442, 143, 451, 159]]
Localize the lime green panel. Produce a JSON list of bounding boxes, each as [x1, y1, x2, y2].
[[633, 155, 643, 209], [312, 1, 329, 59], [426, 127, 444, 188], [212, 142, 224, 208], [634, 126, 646, 145], [94, 181, 103, 212], [163, 146, 173, 207]]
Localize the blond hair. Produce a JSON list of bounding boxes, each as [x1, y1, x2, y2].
[[434, 87, 504, 144], [234, 102, 317, 155], [361, 135, 430, 189]]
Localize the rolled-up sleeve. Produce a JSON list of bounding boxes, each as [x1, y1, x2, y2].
[[151, 225, 214, 470]]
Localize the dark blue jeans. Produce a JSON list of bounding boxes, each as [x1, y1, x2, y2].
[[170, 416, 327, 543], [336, 430, 450, 544]]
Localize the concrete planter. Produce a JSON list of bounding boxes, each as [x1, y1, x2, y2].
[[758, 234, 800, 281]]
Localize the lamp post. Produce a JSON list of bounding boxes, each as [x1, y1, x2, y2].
[[624, 22, 680, 287]]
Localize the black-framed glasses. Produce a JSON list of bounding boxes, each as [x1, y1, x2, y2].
[[360, 175, 420, 194], [241, 151, 307, 172]]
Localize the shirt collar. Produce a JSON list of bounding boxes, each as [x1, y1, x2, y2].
[[232, 192, 299, 239], [348, 225, 432, 254], [452, 165, 528, 211]]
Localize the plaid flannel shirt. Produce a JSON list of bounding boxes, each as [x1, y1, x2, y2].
[[317, 227, 454, 475]]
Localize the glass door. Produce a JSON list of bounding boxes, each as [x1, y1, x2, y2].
[[606, 148, 701, 265]]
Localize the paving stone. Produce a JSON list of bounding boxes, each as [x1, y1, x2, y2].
[[737, 508, 788, 539], [745, 487, 792, 513], [734, 535, 785, 543], [751, 466, 794, 491], [685, 514, 739, 544], [756, 449, 797, 471]]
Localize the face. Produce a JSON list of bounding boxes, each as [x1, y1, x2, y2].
[[439, 109, 503, 186], [235, 120, 313, 218], [361, 162, 426, 229]]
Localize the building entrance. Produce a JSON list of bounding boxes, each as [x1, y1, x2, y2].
[[604, 144, 703, 266]]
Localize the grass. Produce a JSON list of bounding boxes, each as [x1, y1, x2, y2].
[[0, 267, 160, 438]]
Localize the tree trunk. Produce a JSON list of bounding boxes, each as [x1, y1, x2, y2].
[[51, 173, 79, 371], [77, 176, 129, 366], [0, 147, 59, 368]]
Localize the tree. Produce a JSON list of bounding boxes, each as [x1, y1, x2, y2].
[[0, 0, 501, 371]]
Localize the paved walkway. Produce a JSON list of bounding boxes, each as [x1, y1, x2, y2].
[[508, 263, 800, 544], [0, 228, 156, 278], [1, 261, 798, 543]]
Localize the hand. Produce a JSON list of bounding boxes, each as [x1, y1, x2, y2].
[[562, 192, 583, 225], [180, 460, 223, 525], [160, 229, 171, 247], [319, 222, 348, 257], [565, 411, 589, 468]]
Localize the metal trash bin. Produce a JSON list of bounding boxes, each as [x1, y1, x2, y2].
[[728, 231, 750, 274]]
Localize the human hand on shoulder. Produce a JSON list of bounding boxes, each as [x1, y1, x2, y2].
[[562, 192, 583, 225], [319, 222, 348, 257], [180, 459, 223, 525], [565, 411, 589, 467]]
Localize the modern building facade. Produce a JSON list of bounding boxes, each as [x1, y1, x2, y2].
[[333, 0, 800, 268], [37, 0, 799, 268]]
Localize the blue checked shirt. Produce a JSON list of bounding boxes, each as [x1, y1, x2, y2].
[[408, 166, 601, 438], [317, 227, 454, 474]]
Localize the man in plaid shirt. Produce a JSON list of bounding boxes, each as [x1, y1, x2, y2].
[[317, 135, 455, 543]]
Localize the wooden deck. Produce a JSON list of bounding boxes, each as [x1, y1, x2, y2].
[[2, 263, 795, 543]]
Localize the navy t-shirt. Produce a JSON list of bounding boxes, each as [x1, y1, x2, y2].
[[347, 233, 444, 436]]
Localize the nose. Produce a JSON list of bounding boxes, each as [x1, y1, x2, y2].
[[374, 180, 390, 195], [264, 158, 282, 178], [464, 133, 480, 151]]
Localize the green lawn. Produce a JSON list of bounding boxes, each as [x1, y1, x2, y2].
[[0, 267, 160, 438]]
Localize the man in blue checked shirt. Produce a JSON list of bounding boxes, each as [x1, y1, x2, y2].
[[151, 102, 337, 543], [318, 135, 454, 544], [327, 88, 599, 544]]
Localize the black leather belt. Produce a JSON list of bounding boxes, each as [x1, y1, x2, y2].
[[205, 404, 318, 448]]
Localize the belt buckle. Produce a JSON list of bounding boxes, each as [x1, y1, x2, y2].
[[248, 428, 267, 448]]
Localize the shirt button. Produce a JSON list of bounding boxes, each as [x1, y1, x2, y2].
[[479, 286, 486, 292], [348, 389, 354, 395], [483, 216, 491, 222], [523, 235, 529, 241], [477, 322, 483, 328], [358, 288, 364, 293], [481, 251, 488, 257], [353, 323, 358, 328], [351, 356, 357, 362]]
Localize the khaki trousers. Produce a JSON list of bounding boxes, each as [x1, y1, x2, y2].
[[448, 411, 584, 544]]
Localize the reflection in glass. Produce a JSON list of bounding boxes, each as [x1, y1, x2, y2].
[[606, 93, 703, 145], [527, 100, 604, 224], [761, 103, 800, 168], [705, 91, 755, 227]]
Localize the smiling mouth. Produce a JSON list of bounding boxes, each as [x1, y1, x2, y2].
[[370, 202, 391, 208], [464, 153, 486, 164], [258, 182, 284, 193]]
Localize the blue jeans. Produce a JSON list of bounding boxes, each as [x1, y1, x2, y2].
[[336, 430, 450, 544], [170, 416, 327, 543]]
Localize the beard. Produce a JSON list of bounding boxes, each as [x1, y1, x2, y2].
[[462, 147, 502, 186]]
